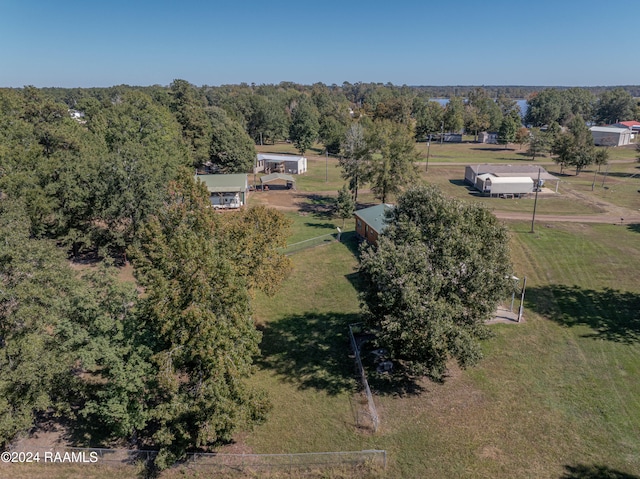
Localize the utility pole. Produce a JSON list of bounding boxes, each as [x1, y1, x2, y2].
[[601, 163, 610, 188], [530, 168, 541, 234], [325, 149, 328, 182], [425, 134, 431, 172]]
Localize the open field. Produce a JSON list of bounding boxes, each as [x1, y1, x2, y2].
[[236, 216, 640, 479], [8, 141, 640, 479]]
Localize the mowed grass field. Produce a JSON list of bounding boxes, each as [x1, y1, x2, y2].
[[244, 214, 640, 478], [7, 141, 639, 479]]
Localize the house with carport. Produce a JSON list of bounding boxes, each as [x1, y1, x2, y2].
[[196, 173, 249, 209]]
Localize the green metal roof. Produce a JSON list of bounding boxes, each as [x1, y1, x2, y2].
[[196, 174, 248, 193], [354, 204, 393, 235]]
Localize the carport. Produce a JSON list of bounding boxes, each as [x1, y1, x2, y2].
[[259, 173, 296, 190]]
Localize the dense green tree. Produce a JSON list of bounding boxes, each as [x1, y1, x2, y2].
[[466, 89, 503, 133], [525, 89, 566, 126], [339, 123, 370, 204], [498, 114, 519, 146], [595, 88, 636, 125], [335, 184, 355, 227], [208, 106, 256, 173], [551, 116, 596, 175], [443, 96, 465, 133], [95, 90, 189, 253], [414, 99, 444, 141], [366, 120, 419, 203], [359, 185, 513, 380], [318, 115, 348, 155], [247, 94, 289, 144], [527, 127, 550, 160], [0, 199, 76, 445], [130, 173, 289, 467], [169, 79, 213, 167], [289, 97, 319, 154]]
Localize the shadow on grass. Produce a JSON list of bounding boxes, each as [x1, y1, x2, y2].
[[295, 193, 335, 218], [600, 171, 640, 178], [560, 464, 640, 478], [627, 223, 640, 234], [304, 222, 337, 230], [257, 312, 360, 395], [526, 284, 640, 343], [341, 231, 363, 259]]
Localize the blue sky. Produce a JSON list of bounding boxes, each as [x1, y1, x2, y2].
[[1, 0, 638, 88]]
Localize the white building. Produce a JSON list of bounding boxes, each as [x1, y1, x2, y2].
[[590, 126, 632, 147], [255, 154, 307, 175]]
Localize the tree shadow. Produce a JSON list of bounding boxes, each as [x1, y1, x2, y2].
[[560, 464, 640, 479], [526, 284, 640, 343], [600, 171, 640, 178], [294, 193, 335, 218], [257, 312, 360, 395], [304, 222, 337, 230], [448, 179, 484, 197], [627, 223, 640, 234], [341, 233, 363, 259]]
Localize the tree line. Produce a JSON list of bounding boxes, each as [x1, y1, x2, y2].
[[0, 84, 292, 469], [0, 79, 636, 467]]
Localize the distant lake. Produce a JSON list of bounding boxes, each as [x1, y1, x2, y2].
[[430, 98, 529, 118]]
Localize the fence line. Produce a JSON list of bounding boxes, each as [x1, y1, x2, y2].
[[6, 444, 385, 471], [281, 233, 336, 255], [348, 323, 380, 432]]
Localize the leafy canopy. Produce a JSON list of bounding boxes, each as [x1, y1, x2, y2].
[[359, 185, 514, 380]]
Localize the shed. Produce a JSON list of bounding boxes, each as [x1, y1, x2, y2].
[[354, 204, 393, 246], [485, 176, 534, 197], [259, 173, 296, 190], [478, 132, 498, 144], [465, 164, 559, 193], [475, 173, 494, 192], [590, 126, 632, 146], [255, 154, 307, 174], [196, 173, 248, 208]]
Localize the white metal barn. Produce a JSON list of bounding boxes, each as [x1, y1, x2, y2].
[[255, 154, 307, 174], [484, 176, 534, 197], [589, 126, 632, 146]]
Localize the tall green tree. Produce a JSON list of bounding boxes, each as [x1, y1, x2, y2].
[[413, 99, 444, 141], [130, 172, 289, 467], [335, 184, 355, 227], [595, 88, 636, 125], [527, 127, 550, 160], [498, 114, 520, 146], [366, 120, 419, 204], [96, 90, 189, 253], [551, 116, 596, 175], [169, 79, 213, 167], [208, 106, 256, 173], [289, 97, 319, 154], [0, 199, 76, 445], [359, 185, 513, 380], [339, 123, 370, 204], [443, 96, 465, 133]]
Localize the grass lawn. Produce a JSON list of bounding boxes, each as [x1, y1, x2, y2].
[[420, 166, 606, 216], [241, 214, 640, 478]]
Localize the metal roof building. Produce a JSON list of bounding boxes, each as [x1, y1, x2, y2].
[[465, 164, 559, 193], [195, 174, 249, 208], [590, 126, 632, 146], [354, 204, 393, 246]]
